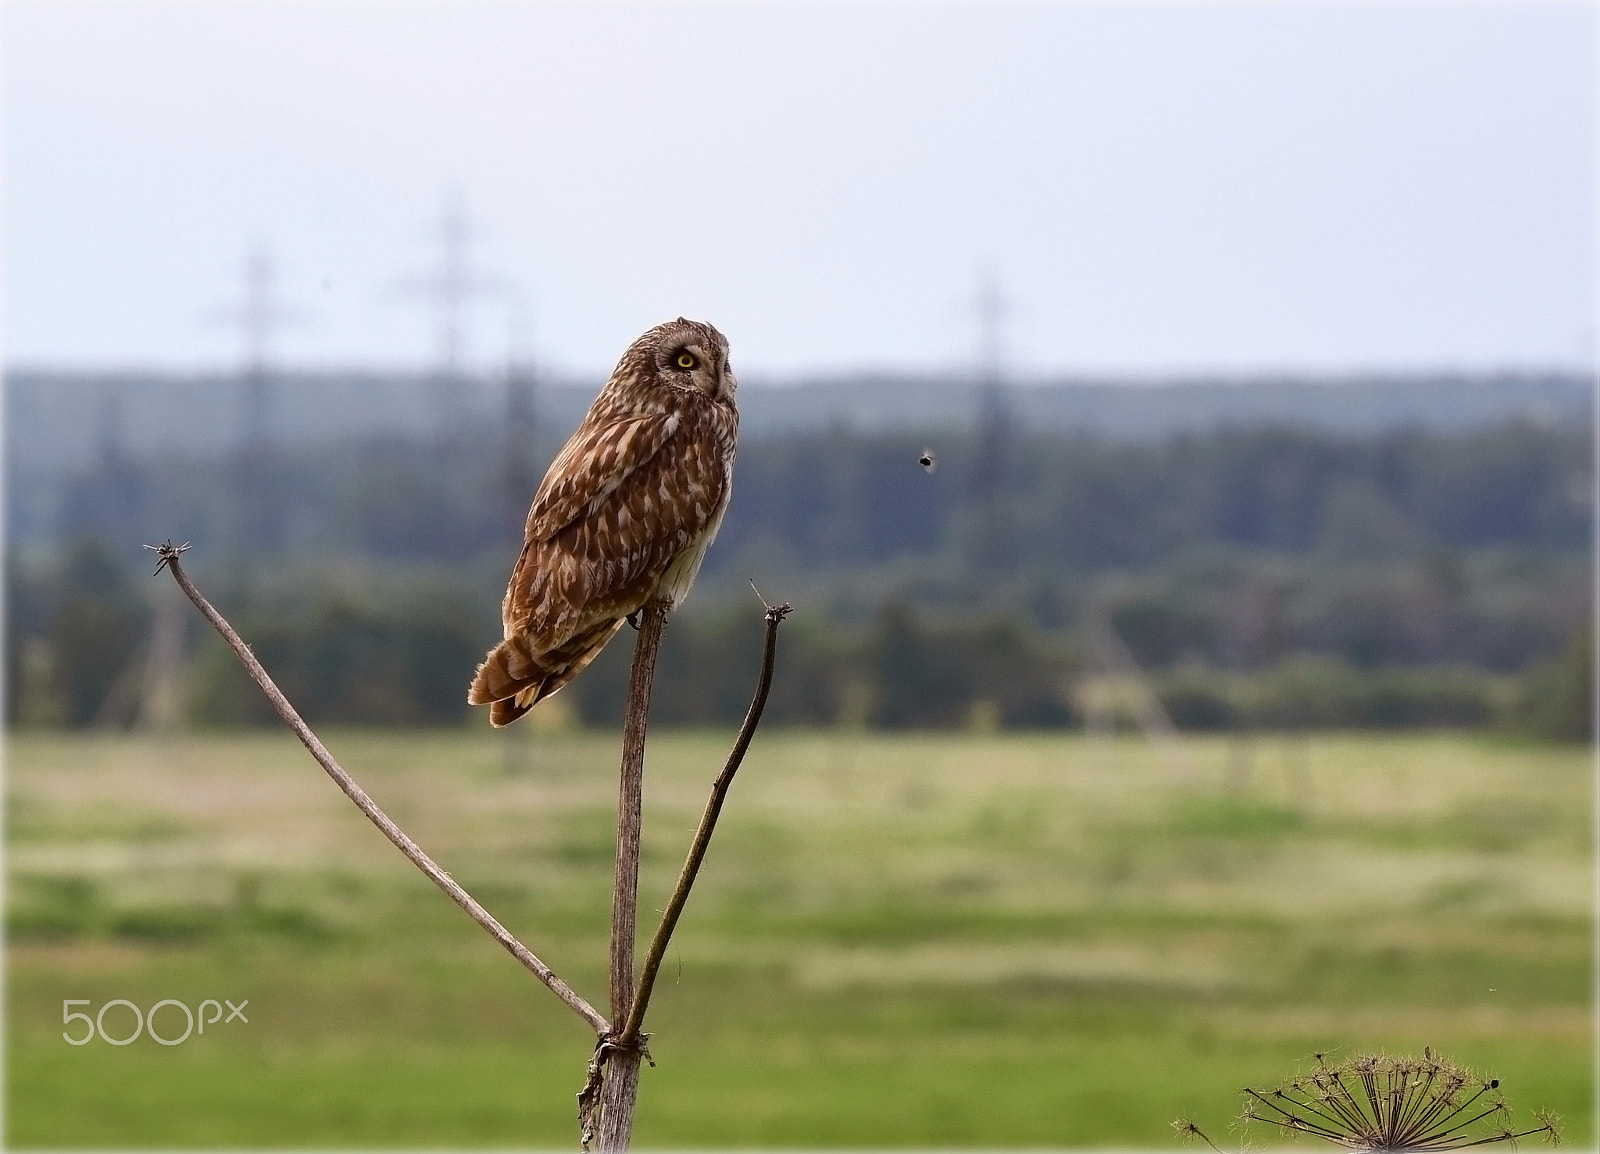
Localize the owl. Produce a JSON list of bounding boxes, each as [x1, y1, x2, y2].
[[469, 318, 739, 727]]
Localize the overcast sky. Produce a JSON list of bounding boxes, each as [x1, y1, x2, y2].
[[4, 1, 1595, 379]]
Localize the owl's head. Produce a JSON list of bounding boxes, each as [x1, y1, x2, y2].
[[635, 317, 736, 402]]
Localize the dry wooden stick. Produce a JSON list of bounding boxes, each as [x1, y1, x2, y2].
[[592, 599, 669, 1153], [619, 597, 790, 1048], [146, 541, 608, 1035]]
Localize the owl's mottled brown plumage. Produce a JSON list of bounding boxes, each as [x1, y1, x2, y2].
[[469, 318, 739, 727]]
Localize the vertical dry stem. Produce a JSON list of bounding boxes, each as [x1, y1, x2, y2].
[[596, 601, 668, 1153]]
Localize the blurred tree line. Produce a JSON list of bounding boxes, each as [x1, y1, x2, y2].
[[13, 417, 1590, 571], [5, 417, 1592, 739]]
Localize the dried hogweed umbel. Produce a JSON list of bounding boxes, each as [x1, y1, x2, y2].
[[1176, 1049, 1561, 1152]]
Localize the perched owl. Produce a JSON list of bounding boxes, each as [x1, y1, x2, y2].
[[469, 318, 739, 727]]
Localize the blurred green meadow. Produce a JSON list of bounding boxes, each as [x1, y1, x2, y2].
[[6, 727, 1592, 1147]]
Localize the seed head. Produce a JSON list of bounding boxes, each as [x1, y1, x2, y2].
[[1189, 1050, 1564, 1152]]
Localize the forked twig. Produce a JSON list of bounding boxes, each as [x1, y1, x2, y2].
[[620, 597, 791, 1047], [583, 586, 791, 1151], [146, 540, 608, 1035], [153, 541, 791, 1153]]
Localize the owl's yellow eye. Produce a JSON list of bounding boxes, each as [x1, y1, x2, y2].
[[675, 351, 697, 370]]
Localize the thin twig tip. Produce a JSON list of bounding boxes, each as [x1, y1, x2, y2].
[[748, 580, 792, 622], [143, 539, 193, 577]]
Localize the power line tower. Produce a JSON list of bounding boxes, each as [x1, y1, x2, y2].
[[61, 383, 149, 553], [499, 298, 544, 774], [95, 384, 129, 474], [502, 298, 540, 535], [213, 243, 303, 552], [966, 268, 1015, 574], [394, 190, 510, 450], [1081, 595, 1198, 786]]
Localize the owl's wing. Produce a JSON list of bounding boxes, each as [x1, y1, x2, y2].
[[524, 411, 680, 542], [501, 404, 729, 646]]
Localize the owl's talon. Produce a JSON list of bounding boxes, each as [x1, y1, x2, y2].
[[626, 612, 641, 631]]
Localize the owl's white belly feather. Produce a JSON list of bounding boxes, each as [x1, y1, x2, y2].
[[653, 489, 730, 607]]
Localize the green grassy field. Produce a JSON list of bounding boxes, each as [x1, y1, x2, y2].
[[6, 727, 1592, 1148]]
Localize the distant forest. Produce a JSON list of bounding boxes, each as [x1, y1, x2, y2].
[[5, 370, 1593, 738], [6, 367, 1590, 471]]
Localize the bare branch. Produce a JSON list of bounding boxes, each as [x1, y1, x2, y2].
[[620, 599, 791, 1048], [147, 540, 608, 1036], [594, 599, 669, 1152], [608, 600, 668, 1025]]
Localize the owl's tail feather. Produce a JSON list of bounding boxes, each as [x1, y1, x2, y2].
[[490, 693, 538, 729], [469, 620, 627, 728], [469, 635, 542, 706], [469, 635, 550, 728]]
